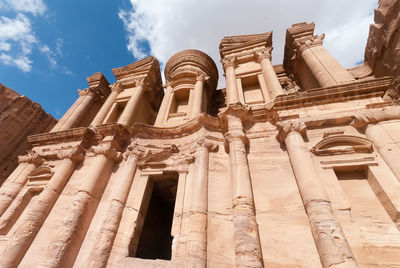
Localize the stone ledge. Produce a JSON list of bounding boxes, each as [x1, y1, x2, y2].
[[274, 76, 393, 110]]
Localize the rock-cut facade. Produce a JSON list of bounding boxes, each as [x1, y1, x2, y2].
[[1, 1, 400, 267]]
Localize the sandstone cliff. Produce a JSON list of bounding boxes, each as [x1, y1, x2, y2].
[[365, 0, 400, 101], [0, 83, 57, 184]]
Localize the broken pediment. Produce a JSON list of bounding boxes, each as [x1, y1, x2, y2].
[[310, 135, 373, 156], [27, 166, 54, 185]]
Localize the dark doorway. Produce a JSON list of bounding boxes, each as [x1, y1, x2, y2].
[[134, 173, 178, 260]]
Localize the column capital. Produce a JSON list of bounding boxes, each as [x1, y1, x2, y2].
[[109, 82, 123, 93], [293, 33, 325, 55], [18, 152, 44, 166], [92, 143, 122, 161], [276, 120, 306, 143], [57, 146, 85, 162], [196, 74, 208, 82], [223, 130, 249, 154], [133, 77, 147, 88], [221, 57, 238, 69], [255, 47, 272, 63], [191, 139, 219, 154], [123, 143, 145, 160], [78, 86, 102, 99]]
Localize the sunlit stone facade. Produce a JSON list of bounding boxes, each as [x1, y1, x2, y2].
[[1, 1, 400, 267]]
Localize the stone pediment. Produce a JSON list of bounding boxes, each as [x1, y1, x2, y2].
[[219, 32, 272, 58], [27, 166, 54, 185], [311, 135, 373, 156]]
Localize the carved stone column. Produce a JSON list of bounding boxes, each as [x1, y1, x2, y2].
[[118, 79, 146, 128], [83, 145, 141, 268], [38, 142, 119, 268], [278, 121, 357, 268], [0, 147, 83, 268], [51, 87, 99, 132], [256, 48, 284, 99], [0, 153, 42, 217], [222, 57, 240, 105], [294, 34, 354, 88], [91, 83, 122, 126], [186, 140, 217, 267], [0, 186, 43, 235], [225, 114, 263, 268], [155, 82, 173, 126], [190, 75, 206, 118]]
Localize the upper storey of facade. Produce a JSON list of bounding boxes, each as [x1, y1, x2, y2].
[[46, 21, 393, 134]]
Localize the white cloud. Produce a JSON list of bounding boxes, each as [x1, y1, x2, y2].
[[56, 37, 63, 55], [0, 53, 32, 72], [119, 0, 377, 87], [2, 0, 46, 16], [39, 44, 57, 68], [0, 41, 11, 51], [0, 13, 37, 72]]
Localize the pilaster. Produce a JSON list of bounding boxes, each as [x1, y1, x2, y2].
[[185, 139, 218, 267], [219, 105, 263, 268], [277, 120, 357, 268], [38, 140, 121, 268], [0, 146, 84, 268]]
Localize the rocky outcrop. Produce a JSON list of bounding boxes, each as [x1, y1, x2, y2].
[[365, 0, 400, 101], [0, 84, 57, 184]]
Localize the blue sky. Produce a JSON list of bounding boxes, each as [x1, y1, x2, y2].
[[0, 0, 377, 119]]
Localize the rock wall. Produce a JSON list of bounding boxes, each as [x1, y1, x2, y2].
[[365, 0, 400, 101], [0, 84, 57, 184]]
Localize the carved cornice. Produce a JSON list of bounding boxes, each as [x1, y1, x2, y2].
[[27, 127, 92, 147], [276, 120, 306, 143], [274, 77, 393, 111], [350, 105, 400, 130], [18, 152, 44, 166]]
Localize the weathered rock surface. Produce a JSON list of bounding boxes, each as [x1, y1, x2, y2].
[[0, 84, 57, 184], [365, 0, 400, 101]]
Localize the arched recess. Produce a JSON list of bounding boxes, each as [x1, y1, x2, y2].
[[310, 135, 373, 156]]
